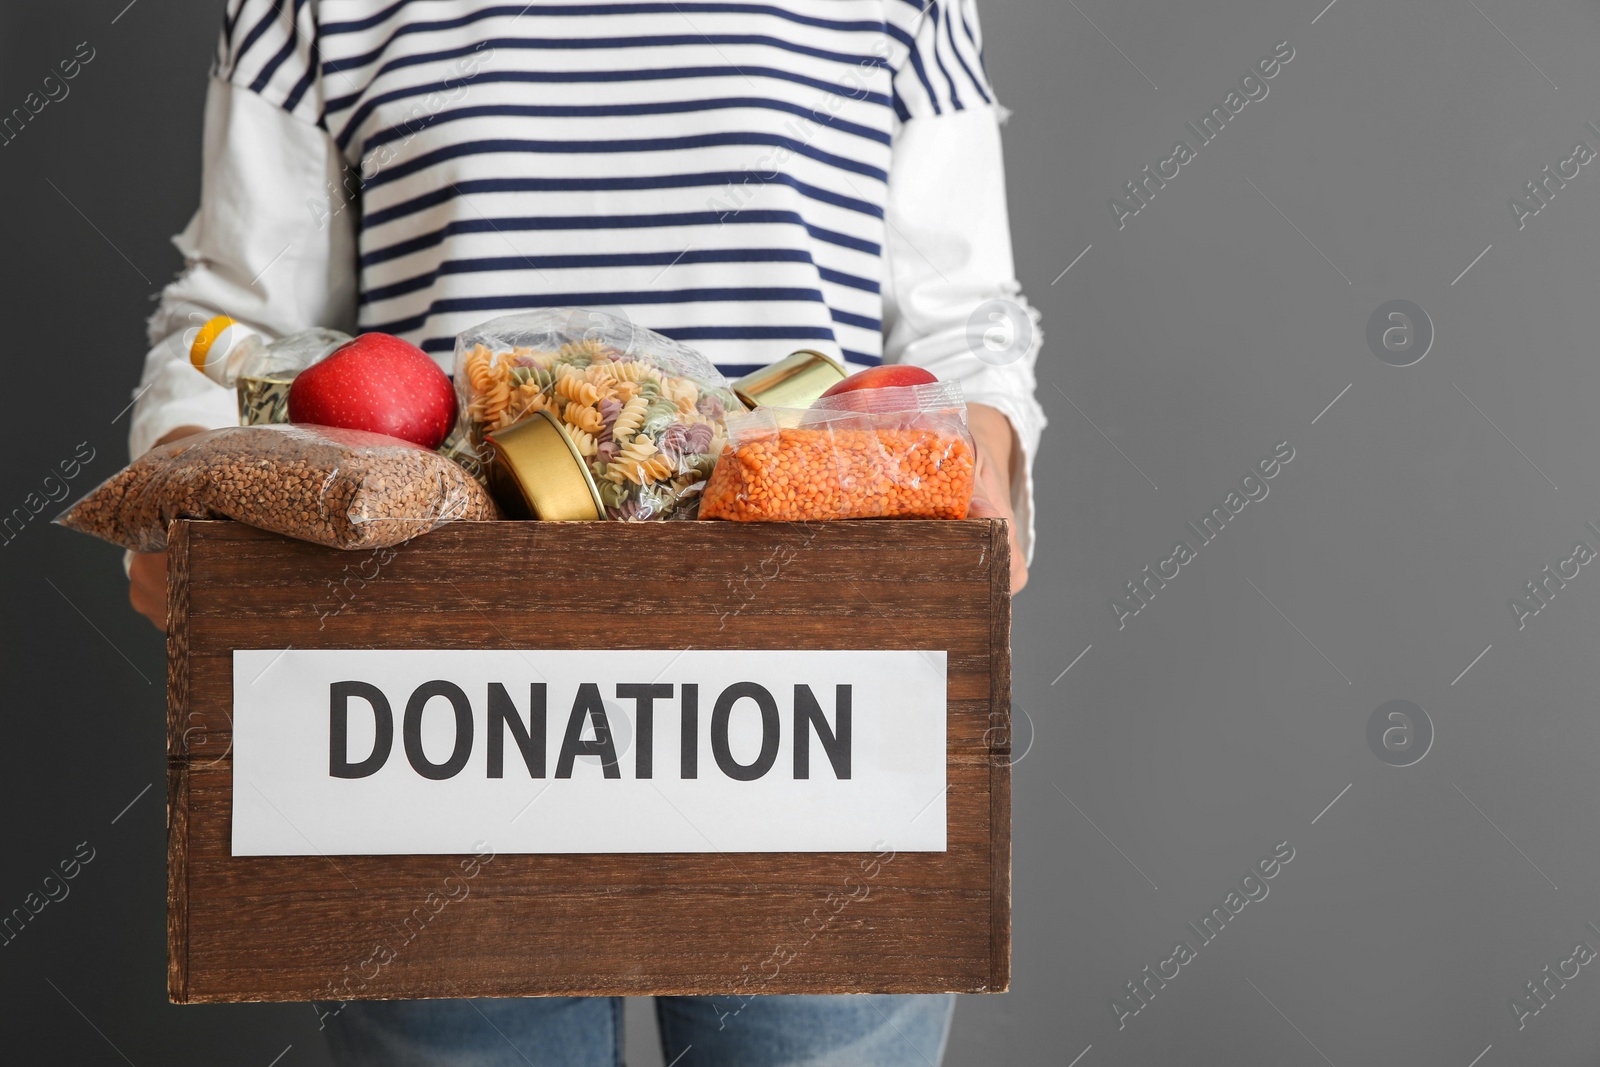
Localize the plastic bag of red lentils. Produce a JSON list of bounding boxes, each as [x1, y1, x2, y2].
[[700, 381, 976, 522]]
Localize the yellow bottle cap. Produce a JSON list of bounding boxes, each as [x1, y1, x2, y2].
[[190, 315, 237, 372]]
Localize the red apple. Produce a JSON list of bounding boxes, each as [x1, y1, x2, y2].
[[288, 333, 457, 449], [819, 364, 938, 398]]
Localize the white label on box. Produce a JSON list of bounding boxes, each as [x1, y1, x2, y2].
[[232, 649, 947, 856]]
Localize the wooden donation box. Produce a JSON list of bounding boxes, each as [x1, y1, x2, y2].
[[166, 519, 1011, 1003]]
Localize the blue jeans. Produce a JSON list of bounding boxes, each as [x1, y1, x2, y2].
[[324, 993, 956, 1066]]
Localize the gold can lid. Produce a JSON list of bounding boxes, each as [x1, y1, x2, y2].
[[732, 348, 847, 409], [484, 408, 605, 521]]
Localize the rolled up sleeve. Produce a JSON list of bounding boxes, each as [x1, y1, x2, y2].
[[881, 104, 1047, 562], [131, 0, 356, 459]]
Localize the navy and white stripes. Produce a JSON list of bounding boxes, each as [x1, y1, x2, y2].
[[214, 0, 995, 375], [216, 0, 324, 123]]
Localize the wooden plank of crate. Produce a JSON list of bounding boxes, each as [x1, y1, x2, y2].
[[178, 761, 995, 1000], [167, 519, 192, 1003], [986, 517, 1013, 993], [170, 522, 997, 751]]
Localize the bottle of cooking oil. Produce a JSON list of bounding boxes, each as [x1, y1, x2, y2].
[[189, 315, 351, 424]]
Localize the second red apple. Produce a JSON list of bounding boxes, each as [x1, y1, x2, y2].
[[819, 364, 938, 398]]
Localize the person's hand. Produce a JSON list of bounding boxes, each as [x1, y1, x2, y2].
[[128, 551, 168, 630], [966, 403, 1028, 593], [128, 425, 208, 631]]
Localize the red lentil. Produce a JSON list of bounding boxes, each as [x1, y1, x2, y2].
[[700, 426, 974, 522]]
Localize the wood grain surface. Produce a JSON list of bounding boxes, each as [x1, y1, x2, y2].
[[167, 519, 1010, 1003]]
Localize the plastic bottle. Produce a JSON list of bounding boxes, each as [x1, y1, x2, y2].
[[189, 315, 350, 387], [188, 315, 352, 425]]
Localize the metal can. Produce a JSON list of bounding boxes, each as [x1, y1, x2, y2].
[[483, 408, 605, 521], [731, 349, 847, 409]]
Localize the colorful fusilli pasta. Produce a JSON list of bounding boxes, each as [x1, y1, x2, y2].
[[454, 310, 744, 520]]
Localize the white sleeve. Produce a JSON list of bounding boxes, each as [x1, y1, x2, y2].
[[129, 77, 357, 459], [881, 105, 1047, 563]]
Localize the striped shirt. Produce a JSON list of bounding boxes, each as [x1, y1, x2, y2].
[[215, 0, 997, 376], [132, 0, 1044, 556]]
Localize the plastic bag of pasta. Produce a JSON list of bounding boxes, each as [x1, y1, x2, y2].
[[700, 381, 976, 522], [56, 424, 500, 552], [455, 309, 741, 521]]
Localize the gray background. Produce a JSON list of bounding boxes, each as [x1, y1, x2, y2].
[[3, 0, 1598, 1064]]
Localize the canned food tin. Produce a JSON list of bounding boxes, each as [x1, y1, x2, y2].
[[483, 408, 605, 521], [731, 349, 847, 409]]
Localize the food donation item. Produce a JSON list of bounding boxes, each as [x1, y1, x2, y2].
[[288, 332, 458, 450], [819, 363, 938, 398], [455, 310, 741, 521], [731, 349, 847, 409], [700, 381, 976, 522], [56, 424, 498, 552], [189, 316, 351, 425]]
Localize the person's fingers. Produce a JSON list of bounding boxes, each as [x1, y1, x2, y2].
[[1006, 524, 1028, 592], [130, 585, 164, 628], [131, 594, 164, 629], [128, 552, 167, 631], [130, 592, 164, 630], [125, 427, 204, 631], [965, 500, 1029, 591]]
